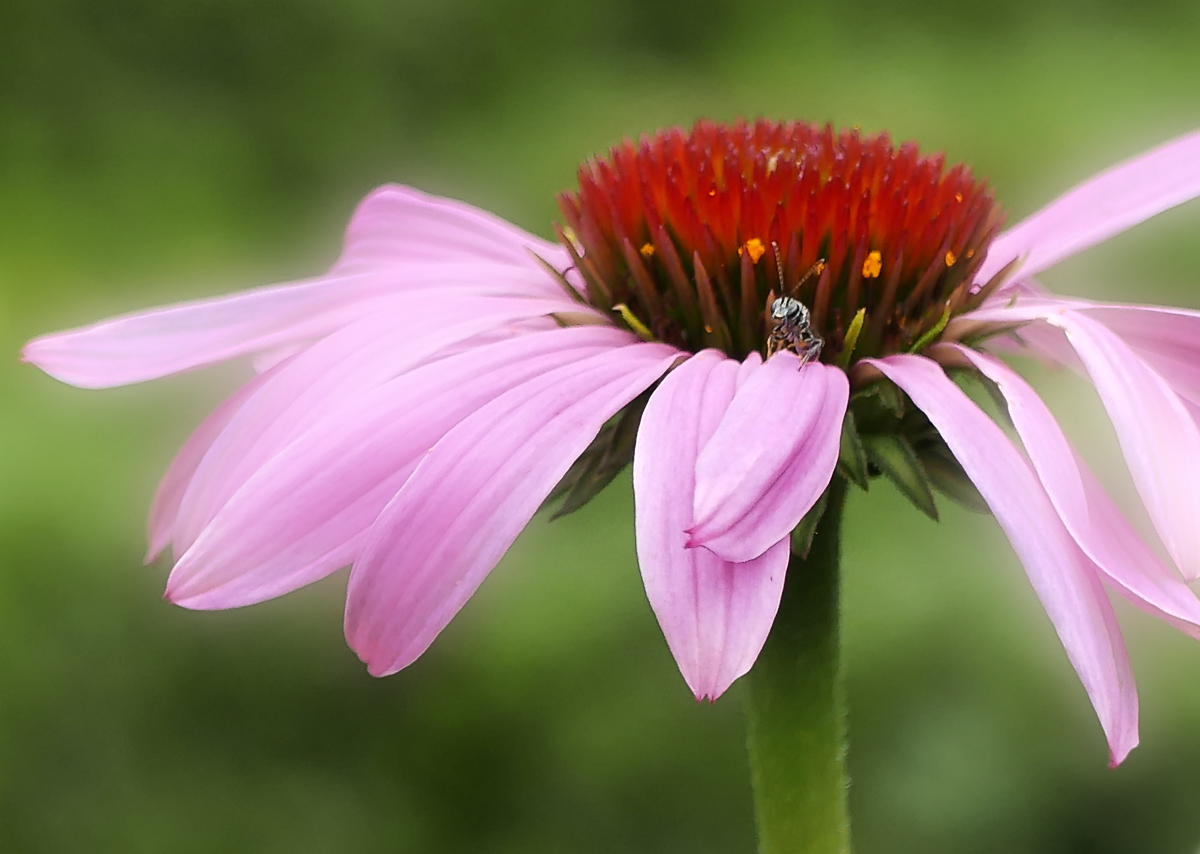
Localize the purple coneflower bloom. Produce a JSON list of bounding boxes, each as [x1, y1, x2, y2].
[[23, 121, 1200, 766]]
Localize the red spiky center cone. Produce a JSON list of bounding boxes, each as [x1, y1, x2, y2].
[[556, 119, 1007, 362]]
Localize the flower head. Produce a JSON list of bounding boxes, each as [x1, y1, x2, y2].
[[557, 119, 1005, 361], [23, 120, 1200, 766]]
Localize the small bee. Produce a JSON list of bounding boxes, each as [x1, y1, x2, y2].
[[764, 242, 824, 367]]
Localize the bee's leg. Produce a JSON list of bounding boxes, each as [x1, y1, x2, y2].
[[796, 340, 822, 369]]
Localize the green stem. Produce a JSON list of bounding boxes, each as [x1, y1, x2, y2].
[[745, 477, 850, 854]]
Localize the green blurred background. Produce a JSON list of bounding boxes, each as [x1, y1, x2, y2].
[[3, 1, 1200, 851]]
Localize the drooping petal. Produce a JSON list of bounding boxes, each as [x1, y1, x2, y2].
[[1048, 312, 1200, 581], [167, 326, 643, 609], [344, 342, 680, 676], [169, 293, 588, 555], [957, 284, 1084, 361], [1079, 304, 1200, 410], [968, 296, 1200, 383], [1074, 460, 1200, 640], [944, 345, 1200, 637], [965, 297, 1200, 416], [1001, 316, 1084, 372], [955, 301, 1200, 581], [146, 365, 281, 561], [939, 345, 1087, 514], [334, 184, 572, 276], [633, 350, 789, 700], [868, 354, 1138, 765], [977, 128, 1200, 283], [688, 354, 848, 563]]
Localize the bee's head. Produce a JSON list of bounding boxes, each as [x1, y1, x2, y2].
[[771, 297, 808, 324]]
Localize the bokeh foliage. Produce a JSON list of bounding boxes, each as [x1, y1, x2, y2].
[[2, 1, 1200, 851]]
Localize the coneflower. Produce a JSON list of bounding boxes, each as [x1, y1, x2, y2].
[[24, 119, 1200, 852]]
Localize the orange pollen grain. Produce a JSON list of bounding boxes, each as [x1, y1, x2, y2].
[[639, 242, 656, 258], [945, 250, 957, 266], [743, 238, 766, 264], [862, 250, 883, 279]]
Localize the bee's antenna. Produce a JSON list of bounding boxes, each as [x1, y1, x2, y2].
[[770, 241, 786, 293], [795, 257, 827, 295]]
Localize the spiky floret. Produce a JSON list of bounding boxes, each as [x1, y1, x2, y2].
[[557, 119, 1008, 362]]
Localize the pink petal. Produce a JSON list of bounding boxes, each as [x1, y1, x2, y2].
[[957, 296, 1088, 370], [22, 272, 397, 388], [1084, 303, 1200, 356], [1075, 460, 1200, 641], [967, 297, 1200, 415], [632, 351, 789, 699], [688, 354, 848, 563], [1048, 312, 1200, 581], [957, 301, 1200, 582], [251, 344, 306, 374], [168, 294, 585, 556], [24, 182, 583, 390], [940, 345, 1088, 514], [977, 128, 1200, 283], [945, 345, 1200, 638], [1080, 304, 1200, 410], [736, 351, 763, 387], [868, 354, 1138, 765], [969, 296, 1200, 376], [343, 342, 680, 676], [334, 184, 572, 275], [146, 365, 280, 561], [167, 326, 644, 609], [23, 267, 582, 389], [959, 296, 1088, 327]]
